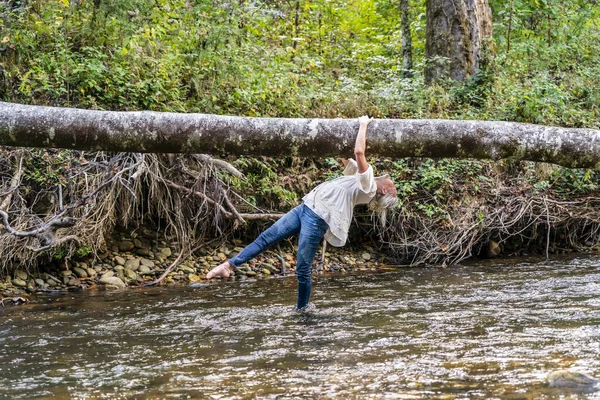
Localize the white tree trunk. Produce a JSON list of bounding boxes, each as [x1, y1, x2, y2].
[[1, 102, 600, 168]]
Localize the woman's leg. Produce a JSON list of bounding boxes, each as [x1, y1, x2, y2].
[[295, 205, 329, 310], [207, 205, 303, 278]]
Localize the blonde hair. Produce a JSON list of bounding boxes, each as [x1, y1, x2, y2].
[[368, 193, 398, 226]]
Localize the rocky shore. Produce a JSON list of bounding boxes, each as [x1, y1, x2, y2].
[[0, 228, 388, 303]]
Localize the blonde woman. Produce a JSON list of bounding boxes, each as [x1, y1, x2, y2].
[[207, 116, 398, 311]]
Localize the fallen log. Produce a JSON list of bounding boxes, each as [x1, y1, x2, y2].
[[1, 102, 599, 168]]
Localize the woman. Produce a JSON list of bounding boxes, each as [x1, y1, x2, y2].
[[206, 116, 398, 311]]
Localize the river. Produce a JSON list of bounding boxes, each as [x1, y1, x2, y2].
[[1, 256, 600, 399]]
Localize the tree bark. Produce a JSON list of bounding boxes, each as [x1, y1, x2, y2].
[[1, 102, 600, 168], [425, 0, 492, 83], [400, 0, 413, 78]]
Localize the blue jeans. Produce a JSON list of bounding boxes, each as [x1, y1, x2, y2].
[[228, 203, 329, 310]]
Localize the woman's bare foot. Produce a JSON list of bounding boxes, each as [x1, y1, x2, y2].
[[206, 261, 234, 279]]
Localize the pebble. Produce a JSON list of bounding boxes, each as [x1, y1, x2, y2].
[[137, 248, 152, 257], [101, 271, 115, 279], [124, 269, 137, 282], [179, 265, 195, 274], [73, 267, 88, 278], [119, 241, 135, 252], [99, 276, 126, 288], [124, 259, 140, 271], [160, 247, 172, 257], [114, 256, 126, 266], [14, 270, 28, 280], [59, 270, 73, 277], [361, 252, 372, 261], [138, 265, 152, 274], [188, 274, 201, 282], [140, 258, 154, 268], [11, 278, 27, 287]]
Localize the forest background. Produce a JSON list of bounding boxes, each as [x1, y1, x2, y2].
[[0, 0, 599, 273]]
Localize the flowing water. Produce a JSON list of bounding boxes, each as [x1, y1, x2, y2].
[[2, 256, 600, 399]]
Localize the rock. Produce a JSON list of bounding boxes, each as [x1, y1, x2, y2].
[[35, 279, 45, 287], [124, 258, 140, 271], [188, 274, 201, 282], [59, 270, 73, 277], [133, 238, 144, 248], [217, 252, 227, 260], [261, 263, 279, 273], [86, 268, 97, 277], [179, 265, 195, 274], [547, 370, 600, 388], [485, 240, 501, 258], [12, 278, 27, 287], [67, 277, 81, 287], [101, 271, 115, 279], [119, 241, 135, 252], [14, 270, 28, 280], [159, 247, 172, 257], [73, 267, 88, 278], [262, 268, 271, 275], [138, 265, 152, 274], [123, 269, 137, 282], [79, 262, 89, 270], [114, 256, 126, 266], [361, 252, 372, 261], [140, 258, 154, 268], [136, 248, 152, 257], [99, 276, 126, 288]]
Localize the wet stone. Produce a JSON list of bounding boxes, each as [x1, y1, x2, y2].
[[101, 271, 115, 279], [99, 276, 126, 288], [119, 241, 135, 252], [140, 258, 154, 268], [86, 268, 97, 277], [59, 270, 73, 277], [361, 253, 372, 261], [14, 270, 28, 281], [12, 278, 27, 287], [125, 259, 140, 271], [114, 256, 126, 266], [138, 265, 152, 274], [160, 247, 172, 257], [179, 265, 195, 274], [124, 269, 137, 282], [137, 248, 152, 257], [73, 267, 88, 278]]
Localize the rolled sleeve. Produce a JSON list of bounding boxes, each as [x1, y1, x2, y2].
[[357, 164, 375, 193]]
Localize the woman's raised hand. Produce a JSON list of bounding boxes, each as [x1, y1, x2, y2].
[[358, 115, 373, 126]]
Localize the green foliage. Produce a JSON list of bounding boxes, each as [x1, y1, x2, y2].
[[0, 0, 596, 128]]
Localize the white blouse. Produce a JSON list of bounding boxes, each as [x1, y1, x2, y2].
[[303, 159, 377, 247]]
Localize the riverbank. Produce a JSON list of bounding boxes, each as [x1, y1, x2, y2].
[[0, 227, 391, 301]]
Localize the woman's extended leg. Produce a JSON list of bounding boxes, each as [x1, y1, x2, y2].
[[206, 204, 303, 278], [295, 205, 329, 310]]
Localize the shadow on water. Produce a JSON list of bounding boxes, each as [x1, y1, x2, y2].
[[2, 255, 600, 398]]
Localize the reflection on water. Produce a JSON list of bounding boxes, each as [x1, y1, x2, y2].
[[2, 256, 600, 399]]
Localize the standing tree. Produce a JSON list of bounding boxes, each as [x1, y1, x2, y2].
[[400, 0, 413, 78], [425, 0, 493, 83]]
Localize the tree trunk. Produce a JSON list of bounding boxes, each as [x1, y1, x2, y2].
[[1, 102, 600, 169], [400, 0, 413, 78], [425, 0, 492, 83]]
